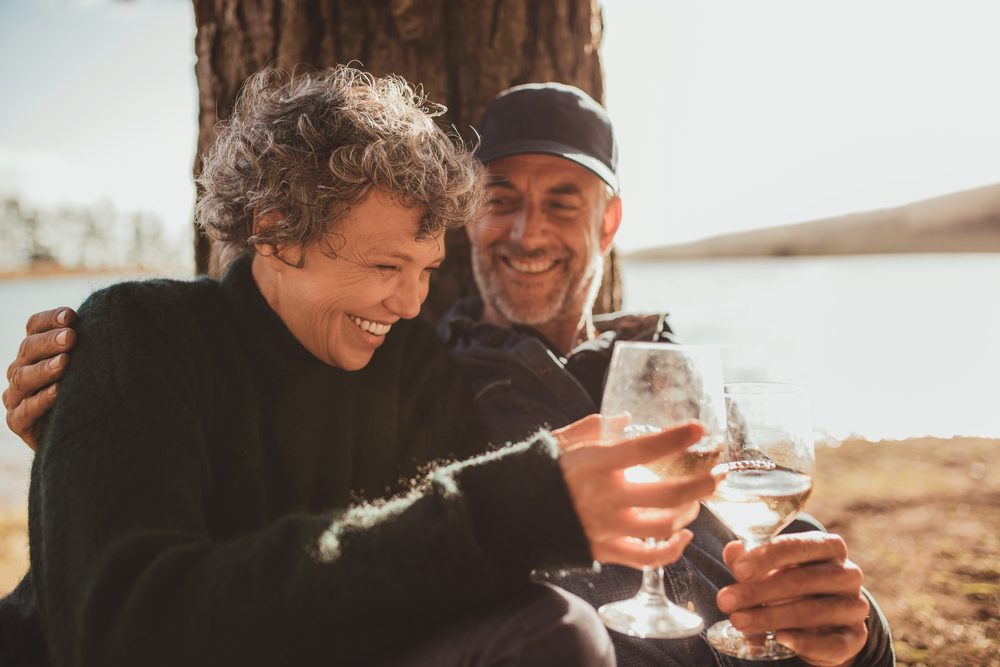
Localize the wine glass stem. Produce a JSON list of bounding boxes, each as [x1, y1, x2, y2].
[[639, 538, 669, 600], [639, 565, 669, 598], [741, 538, 779, 646]]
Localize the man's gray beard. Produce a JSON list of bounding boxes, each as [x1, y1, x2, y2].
[[471, 247, 603, 329]]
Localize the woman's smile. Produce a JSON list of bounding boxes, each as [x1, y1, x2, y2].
[[347, 314, 393, 337]]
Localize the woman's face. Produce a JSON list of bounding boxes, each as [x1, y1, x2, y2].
[[252, 191, 444, 370]]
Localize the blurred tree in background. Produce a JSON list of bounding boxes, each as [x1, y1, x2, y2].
[[0, 196, 177, 273], [192, 0, 622, 321]]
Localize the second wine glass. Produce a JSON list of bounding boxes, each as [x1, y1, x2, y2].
[[705, 382, 816, 660], [597, 342, 727, 638]]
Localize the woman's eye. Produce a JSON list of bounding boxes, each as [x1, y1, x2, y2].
[[375, 265, 399, 273]]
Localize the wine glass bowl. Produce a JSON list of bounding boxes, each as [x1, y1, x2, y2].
[[596, 343, 727, 639]]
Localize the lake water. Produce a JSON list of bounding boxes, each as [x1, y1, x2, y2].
[[0, 254, 998, 502], [621, 254, 1000, 442]]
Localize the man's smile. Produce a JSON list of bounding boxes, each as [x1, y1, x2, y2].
[[496, 250, 566, 276]]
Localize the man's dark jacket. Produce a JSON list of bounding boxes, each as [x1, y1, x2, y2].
[[440, 296, 895, 667]]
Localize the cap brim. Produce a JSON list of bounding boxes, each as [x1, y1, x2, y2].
[[477, 139, 619, 193]]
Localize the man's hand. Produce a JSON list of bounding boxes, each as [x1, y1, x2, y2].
[[716, 532, 870, 667], [556, 416, 719, 570], [3, 307, 77, 450]]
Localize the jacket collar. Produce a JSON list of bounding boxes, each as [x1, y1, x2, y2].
[[439, 296, 674, 357]]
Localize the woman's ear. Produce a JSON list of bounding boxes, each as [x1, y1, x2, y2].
[[252, 211, 305, 267], [251, 211, 284, 257]]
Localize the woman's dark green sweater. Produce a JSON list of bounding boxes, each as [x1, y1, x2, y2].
[[28, 258, 591, 666]]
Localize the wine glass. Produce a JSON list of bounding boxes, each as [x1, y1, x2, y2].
[[597, 342, 727, 638], [705, 382, 815, 660]]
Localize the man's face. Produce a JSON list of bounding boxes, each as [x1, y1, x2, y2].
[[467, 153, 620, 334]]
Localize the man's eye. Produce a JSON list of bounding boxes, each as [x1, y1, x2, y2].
[[375, 265, 399, 272], [548, 201, 579, 212]]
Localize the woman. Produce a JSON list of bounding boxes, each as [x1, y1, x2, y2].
[[21, 66, 712, 666]]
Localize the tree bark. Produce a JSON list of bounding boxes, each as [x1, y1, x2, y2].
[[192, 0, 621, 321]]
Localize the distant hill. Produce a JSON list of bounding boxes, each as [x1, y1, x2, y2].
[[628, 183, 1000, 258]]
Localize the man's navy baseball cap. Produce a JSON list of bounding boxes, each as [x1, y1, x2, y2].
[[475, 82, 619, 193]]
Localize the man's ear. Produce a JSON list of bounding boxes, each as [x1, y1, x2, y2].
[[599, 195, 623, 254]]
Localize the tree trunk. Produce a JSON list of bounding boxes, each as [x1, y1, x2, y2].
[[192, 0, 621, 321]]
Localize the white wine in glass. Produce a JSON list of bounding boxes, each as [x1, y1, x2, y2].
[[597, 342, 727, 639], [705, 382, 815, 661]]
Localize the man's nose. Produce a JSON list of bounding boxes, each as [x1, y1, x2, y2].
[[508, 204, 547, 245]]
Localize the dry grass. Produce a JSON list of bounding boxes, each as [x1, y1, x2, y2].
[[0, 437, 997, 665], [0, 503, 27, 594], [811, 437, 1000, 667]]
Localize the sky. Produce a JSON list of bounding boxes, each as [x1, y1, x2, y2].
[[2, 0, 1000, 254]]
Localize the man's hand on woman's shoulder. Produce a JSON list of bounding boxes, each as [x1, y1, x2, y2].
[[3, 307, 77, 449]]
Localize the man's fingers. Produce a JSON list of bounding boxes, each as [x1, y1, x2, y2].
[[594, 529, 694, 570], [25, 307, 77, 336], [10, 328, 76, 377], [718, 560, 865, 610], [774, 625, 869, 667], [729, 593, 870, 633], [592, 421, 705, 471], [5, 353, 70, 403], [5, 383, 58, 451], [729, 532, 849, 580], [722, 539, 745, 571]]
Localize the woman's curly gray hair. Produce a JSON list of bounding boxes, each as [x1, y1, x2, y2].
[[196, 65, 485, 266]]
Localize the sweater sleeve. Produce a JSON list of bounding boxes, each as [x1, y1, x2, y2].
[[29, 284, 593, 667]]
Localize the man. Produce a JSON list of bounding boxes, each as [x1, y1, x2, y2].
[[440, 83, 894, 667], [4, 83, 893, 666]]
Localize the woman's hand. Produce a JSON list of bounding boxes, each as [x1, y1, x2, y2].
[[555, 415, 719, 570]]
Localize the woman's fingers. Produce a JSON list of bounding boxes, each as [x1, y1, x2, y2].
[[552, 414, 623, 452], [604, 501, 702, 540], [592, 529, 694, 570], [560, 418, 720, 567], [584, 421, 705, 471], [618, 473, 719, 509]]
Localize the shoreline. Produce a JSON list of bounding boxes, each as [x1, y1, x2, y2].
[[0, 265, 192, 281], [1, 435, 997, 665]]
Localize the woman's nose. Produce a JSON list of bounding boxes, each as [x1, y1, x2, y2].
[[385, 275, 423, 320]]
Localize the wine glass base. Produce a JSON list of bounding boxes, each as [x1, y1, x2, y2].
[[706, 620, 797, 660], [598, 594, 704, 639]]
